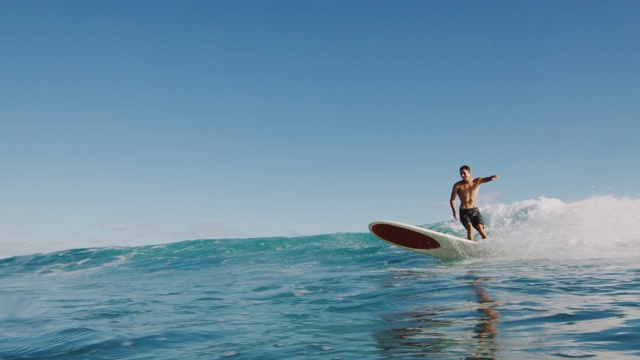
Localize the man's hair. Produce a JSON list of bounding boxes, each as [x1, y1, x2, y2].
[[460, 165, 471, 172]]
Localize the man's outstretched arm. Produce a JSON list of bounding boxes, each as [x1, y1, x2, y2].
[[481, 174, 500, 183]]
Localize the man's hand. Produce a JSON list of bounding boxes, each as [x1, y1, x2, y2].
[[453, 210, 458, 219]]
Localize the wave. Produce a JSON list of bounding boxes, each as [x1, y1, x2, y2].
[[2, 196, 639, 276], [0, 233, 398, 277]]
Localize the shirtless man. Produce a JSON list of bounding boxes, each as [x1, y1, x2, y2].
[[450, 165, 499, 240]]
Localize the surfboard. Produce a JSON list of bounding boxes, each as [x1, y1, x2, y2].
[[369, 220, 478, 260]]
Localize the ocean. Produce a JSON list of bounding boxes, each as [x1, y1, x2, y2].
[[2, 196, 640, 359]]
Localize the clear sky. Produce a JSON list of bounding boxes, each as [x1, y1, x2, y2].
[[2, 0, 639, 256]]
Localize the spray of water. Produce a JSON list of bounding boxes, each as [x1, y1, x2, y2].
[[437, 196, 640, 260]]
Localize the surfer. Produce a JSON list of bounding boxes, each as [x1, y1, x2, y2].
[[450, 165, 499, 240]]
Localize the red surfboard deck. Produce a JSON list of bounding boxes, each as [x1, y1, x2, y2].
[[369, 220, 477, 260]]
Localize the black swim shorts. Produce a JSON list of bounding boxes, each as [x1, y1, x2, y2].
[[459, 207, 484, 227]]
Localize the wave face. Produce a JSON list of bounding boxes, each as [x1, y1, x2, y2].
[[1, 196, 640, 359]]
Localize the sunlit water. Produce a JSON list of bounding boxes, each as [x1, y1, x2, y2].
[[2, 196, 640, 359]]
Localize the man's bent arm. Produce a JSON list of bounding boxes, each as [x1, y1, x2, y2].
[[450, 185, 458, 219]]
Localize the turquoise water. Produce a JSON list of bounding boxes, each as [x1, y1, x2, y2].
[[2, 196, 640, 359]]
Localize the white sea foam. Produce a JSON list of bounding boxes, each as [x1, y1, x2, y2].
[[474, 196, 640, 260]]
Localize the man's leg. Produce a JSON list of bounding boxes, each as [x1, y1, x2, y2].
[[464, 223, 474, 240], [475, 224, 488, 239]]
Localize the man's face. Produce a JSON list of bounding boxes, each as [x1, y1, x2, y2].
[[460, 169, 471, 180]]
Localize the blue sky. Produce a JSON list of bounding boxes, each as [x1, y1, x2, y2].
[[2, 0, 639, 256]]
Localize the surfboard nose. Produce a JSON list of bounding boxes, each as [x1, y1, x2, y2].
[[370, 223, 441, 250]]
